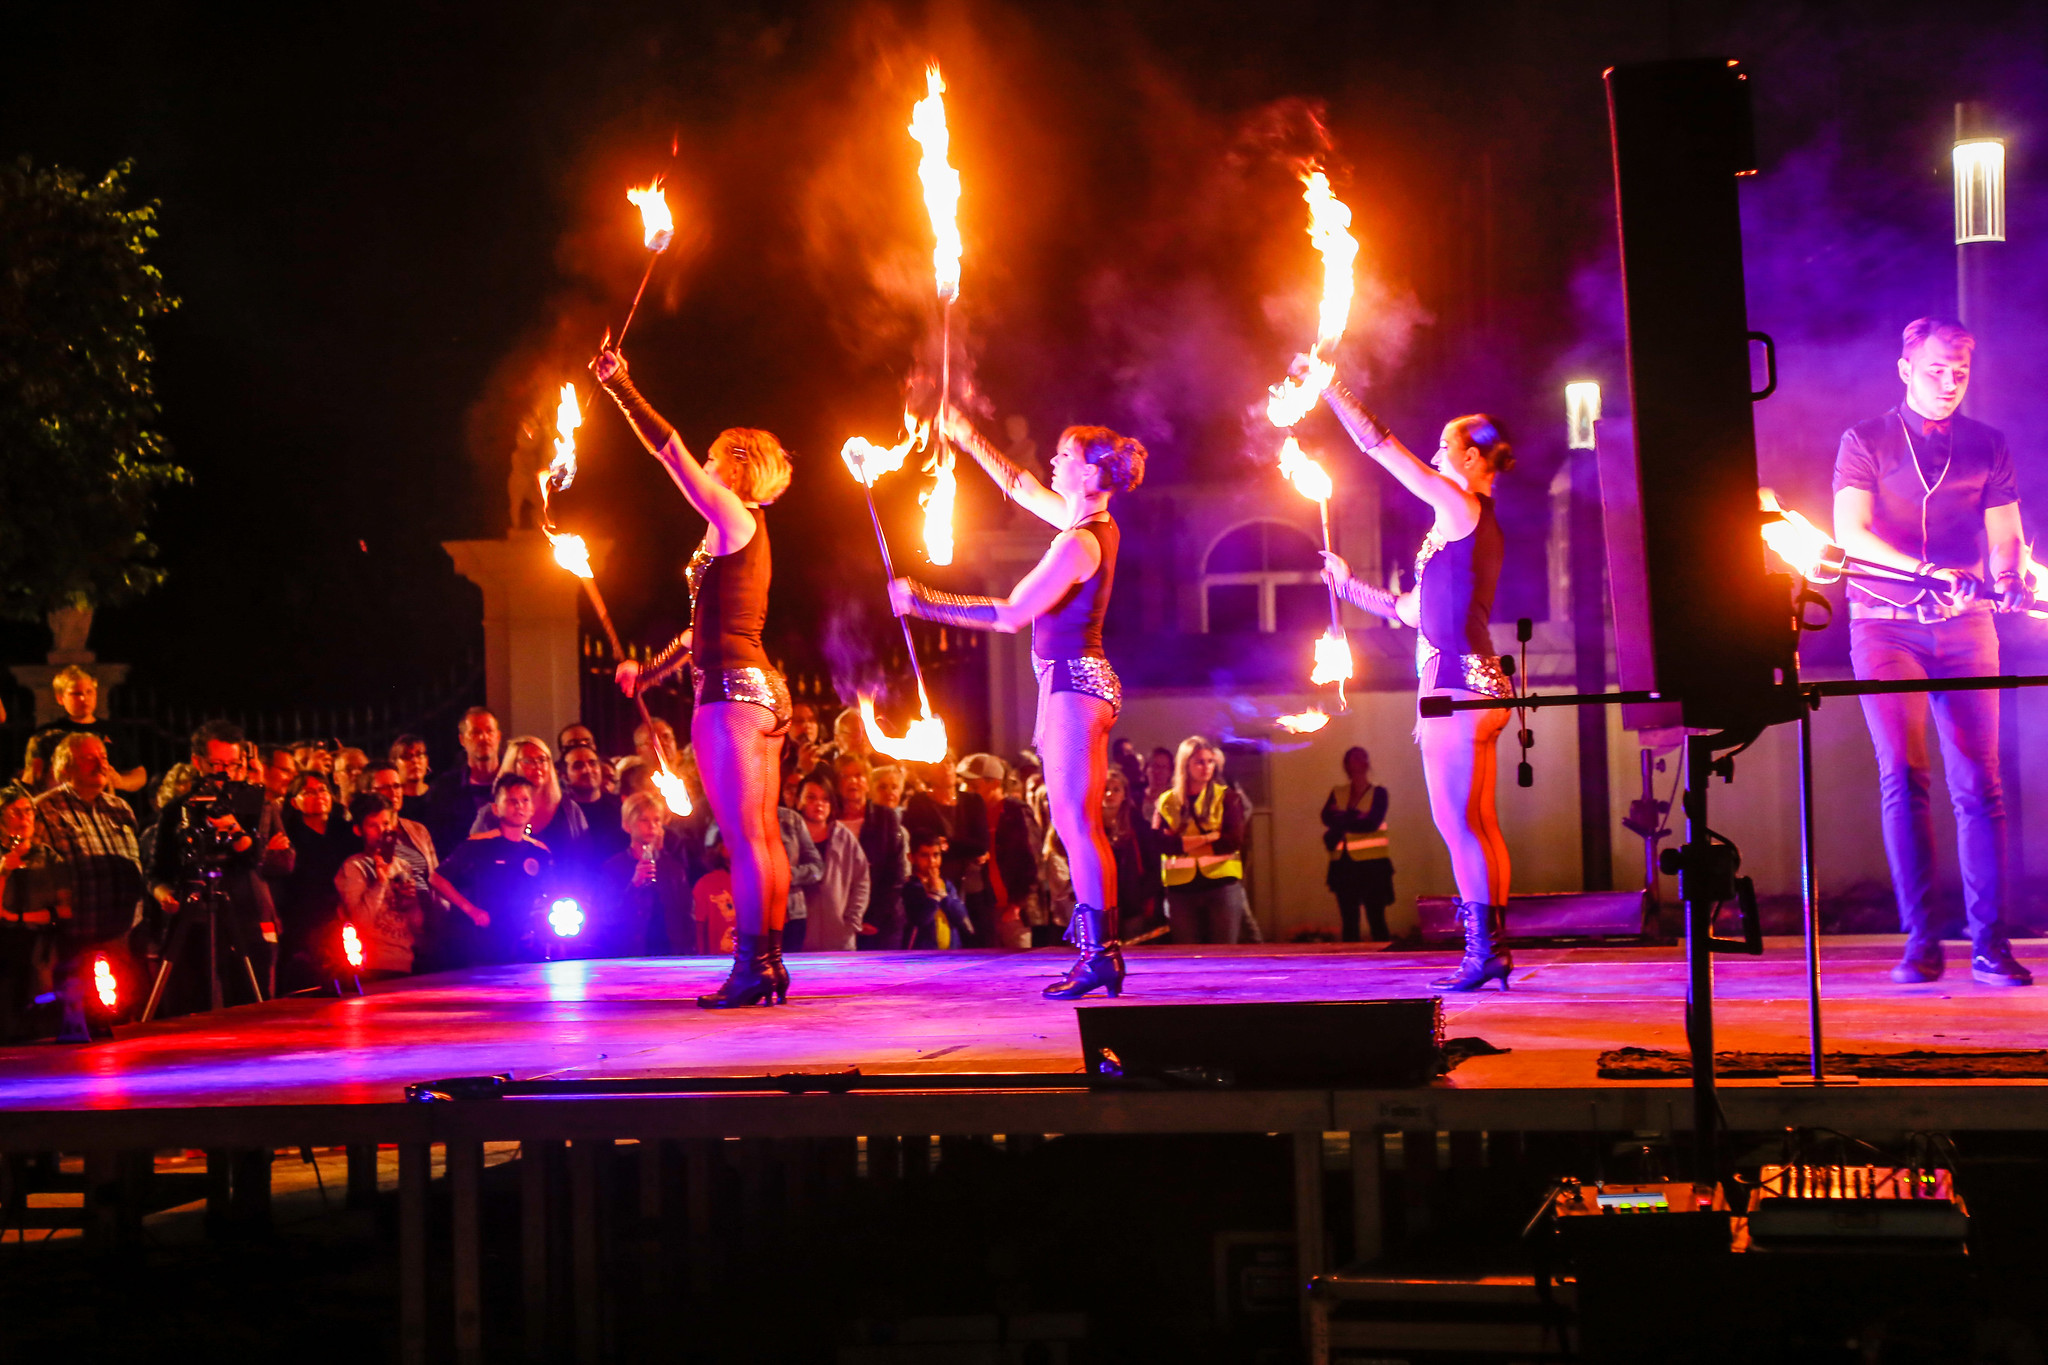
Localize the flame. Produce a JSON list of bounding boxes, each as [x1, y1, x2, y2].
[[627, 180, 674, 252], [1277, 436, 1333, 504], [841, 413, 930, 487], [860, 687, 949, 764], [650, 764, 694, 817], [1267, 167, 1359, 428], [909, 65, 962, 302], [920, 461, 957, 565], [1276, 708, 1331, 734], [340, 923, 364, 970], [545, 382, 582, 493], [92, 953, 117, 1011], [1310, 628, 1354, 686], [1758, 487, 1845, 583], [2019, 541, 2046, 597], [546, 529, 594, 580]]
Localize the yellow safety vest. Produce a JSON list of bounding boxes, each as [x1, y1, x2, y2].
[[1157, 782, 1244, 886], [1327, 784, 1390, 861]]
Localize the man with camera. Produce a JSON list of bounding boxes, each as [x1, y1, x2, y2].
[[1833, 317, 2033, 987], [146, 720, 295, 1010]]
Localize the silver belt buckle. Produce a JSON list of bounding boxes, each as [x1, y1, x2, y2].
[[1913, 597, 1952, 625]]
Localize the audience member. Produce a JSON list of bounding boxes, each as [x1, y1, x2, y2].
[[784, 703, 824, 782], [562, 741, 626, 863], [869, 765, 907, 810], [594, 791, 693, 955], [776, 799, 824, 952], [825, 705, 872, 768], [21, 666, 147, 796], [293, 741, 335, 778], [1322, 746, 1394, 943], [389, 733, 433, 818], [335, 794, 429, 979], [363, 762, 439, 894], [433, 772, 554, 965], [557, 722, 598, 760], [902, 831, 970, 949], [1103, 768, 1148, 940], [835, 756, 907, 950], [1, 783, 69, 1039], [259, 745, 299, 804], [797, 774, 869, 950], [139, 762, 198, 872], [632, 716, 679, 773], [470, 736, 589, 857], [955, 753, 1037, 948], [274, 771, 357, 991], [1154, 736, 1249, 945], [331, 746, 370, 802], [425, 706, 502, 857], [691, 838, 736, 955]]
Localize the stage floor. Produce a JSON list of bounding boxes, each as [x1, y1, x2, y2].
[[0, 937, 2042, 1125]]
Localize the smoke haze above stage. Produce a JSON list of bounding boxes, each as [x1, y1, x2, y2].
[[2, 2, 2045, 702]]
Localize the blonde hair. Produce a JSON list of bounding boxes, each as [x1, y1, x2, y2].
[[621, 790, 666, 828], [1171, 735, 1224, 799], [498, 736, 563, 805], [51, 665, 94, 695], [709, 428, 793, 505]]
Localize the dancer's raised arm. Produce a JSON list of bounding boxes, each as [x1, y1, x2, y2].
[[1323, 377, 1481, 539], [942, 409, 1067, 528], [592, 348, 756, 554]]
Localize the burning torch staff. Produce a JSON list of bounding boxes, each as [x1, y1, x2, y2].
[[1317, 378, 1519, 994], [889, 412, 1147, 1002], [589, 346, 799, 1011]]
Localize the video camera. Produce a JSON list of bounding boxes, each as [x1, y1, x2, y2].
[[179, 775, 266, 876]]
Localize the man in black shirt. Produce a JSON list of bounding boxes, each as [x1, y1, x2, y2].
[[437, 773, 557, 965], [562, 742, 627, 864], [423, 707, 502, 859]]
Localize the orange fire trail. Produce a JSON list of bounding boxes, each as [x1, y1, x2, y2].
[[1267, 167, 1360, 429], [615, 179, 675, 349], [1278, 436, 1352, 704], [910, 64, 962, 565]]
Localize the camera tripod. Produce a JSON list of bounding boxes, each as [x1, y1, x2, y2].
[[140, 866, 265, 1020]]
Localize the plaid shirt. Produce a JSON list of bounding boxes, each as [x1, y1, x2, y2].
[[34, 785, 145, 939]]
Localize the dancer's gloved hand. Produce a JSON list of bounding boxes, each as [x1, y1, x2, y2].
[[1319, 550, 1353, 592], [886, 577, 916, 618], [591, 347, 625, 385], [1996, 571, 2037, 615], [615, 659, 642, 697]]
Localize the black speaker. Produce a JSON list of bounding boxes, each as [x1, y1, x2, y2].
[[1076, 999, 1443, 1089]]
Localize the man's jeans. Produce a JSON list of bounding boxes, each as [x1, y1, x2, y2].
[[1850, 613, 2008, 950]]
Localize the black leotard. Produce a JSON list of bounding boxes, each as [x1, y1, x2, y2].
[[1417, 495, 1501, 661], [688, 508, 772, 671], [1032, 518, 1117, 660]]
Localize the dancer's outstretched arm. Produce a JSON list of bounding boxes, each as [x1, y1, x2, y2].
[[1323, 376, 1480, 539], [1319, 551, 1418, 628], [886, 530, 1101, 633], [591, 348, 756, 554], [942, 409, 1067, 528]]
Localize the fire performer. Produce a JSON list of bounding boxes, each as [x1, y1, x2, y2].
[[591, 347, 797, 1009], [1317, 380, 1516, 991], [1833, 317, 2032, 987], [889, 415, 1147, 1000]]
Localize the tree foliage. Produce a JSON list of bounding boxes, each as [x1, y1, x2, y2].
[[0, 157, 188, 622]]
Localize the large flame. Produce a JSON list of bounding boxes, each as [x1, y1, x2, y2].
[[909, 65, 962, 303], [650, 764, 694, 817], [1276, 436, 1333, 504], [841, 413, 930, 488], [1276, 708, 1331, 734], [1758, 487, 1846, 583], [545, 529, 593, 580], [545, 382, 582, 493], [628, 179, 674, 252], [920, 461, 957, 566], [1267, 168, 1359, 428], [1309, 628, 1354, 686], [860, 687, 949, 764]]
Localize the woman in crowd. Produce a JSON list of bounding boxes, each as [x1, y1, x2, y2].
[[471, 736, 588, 853], [275, 771, 357, 991], [1154, 736, 1249, 944], [835, 755, 907, 951], [595, 345, 796, 1008], [797, 773, 869, 951], [892, 417, 1147, 1000], [1319, 380, 1515, 991], [1102, 768, 1147, 942], [869, 765, 907, 811], [0, 783, 68, 1039], [1321, 746, 1395, 942]]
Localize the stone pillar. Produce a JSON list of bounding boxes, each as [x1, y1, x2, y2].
[[7, 604, 130, 725], [442, 532, 610, 746]]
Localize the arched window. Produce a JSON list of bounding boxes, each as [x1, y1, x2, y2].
[[1202, 521, 1327, 632]]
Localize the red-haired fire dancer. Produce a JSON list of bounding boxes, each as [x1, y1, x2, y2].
[[1317, 380, 1517, 991], [890, 414, 1147, 999], [592, 347, 797, 1009]]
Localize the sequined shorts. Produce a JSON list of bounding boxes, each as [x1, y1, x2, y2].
[[693, 664, 793, 731], [1416, 643, 1513, 701], [1032, 653, 1122, 716]]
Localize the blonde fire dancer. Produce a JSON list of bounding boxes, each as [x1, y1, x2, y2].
[[1316, 379, 1517, 991], [889, 414, 1147, 1000], [592, 347, 796, 1009]]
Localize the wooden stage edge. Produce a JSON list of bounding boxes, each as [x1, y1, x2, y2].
[[1, 937, 2045, 1150]]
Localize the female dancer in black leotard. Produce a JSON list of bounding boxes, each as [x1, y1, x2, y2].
[[1316, 378, 1517, 991], [591, 347, 797, 1009], [888, 414, 1146, 999]]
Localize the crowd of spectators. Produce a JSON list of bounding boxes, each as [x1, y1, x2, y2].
[[0, 665, 1276, 1039]]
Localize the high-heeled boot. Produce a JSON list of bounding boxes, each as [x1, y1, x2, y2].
[[1043, 904, 1125, 1000], [764, 926, 791, 1004], [1431, 900, 1512, 992], [697, 929, 784, 1009]]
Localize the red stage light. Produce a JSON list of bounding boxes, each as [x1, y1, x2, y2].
[[341, 923, 364, 970], [92, 954, 118, 1012]]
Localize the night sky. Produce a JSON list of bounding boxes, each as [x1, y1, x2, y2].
[[4, 1, 2044, 711]]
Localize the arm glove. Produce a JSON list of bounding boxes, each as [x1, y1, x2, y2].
[[638, 631, 693, 690], [902, 581, 1000, 629], [1324, 379, 1393, 452], [598, 366, 680, 456], [957, 429, 1031, 502], [1335, 576, 1404, 622]]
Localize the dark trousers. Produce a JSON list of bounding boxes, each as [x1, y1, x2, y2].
[[1850, 613, 2008, 949], [781, 915, 806, 953], [1328, 857, 1395, 942], [1166, 879, 1246, 944]]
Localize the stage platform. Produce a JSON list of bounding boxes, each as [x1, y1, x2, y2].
[[1, 936, 2044, 1149]]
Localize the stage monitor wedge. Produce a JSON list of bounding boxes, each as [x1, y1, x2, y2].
[[1076, 999, 1443, 1090], [1604, 58, 1798, 736]]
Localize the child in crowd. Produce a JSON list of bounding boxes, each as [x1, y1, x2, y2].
[[901, 831, 970, 950]]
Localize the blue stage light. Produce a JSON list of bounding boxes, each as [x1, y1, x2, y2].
[[548, 898, 584, 937]]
